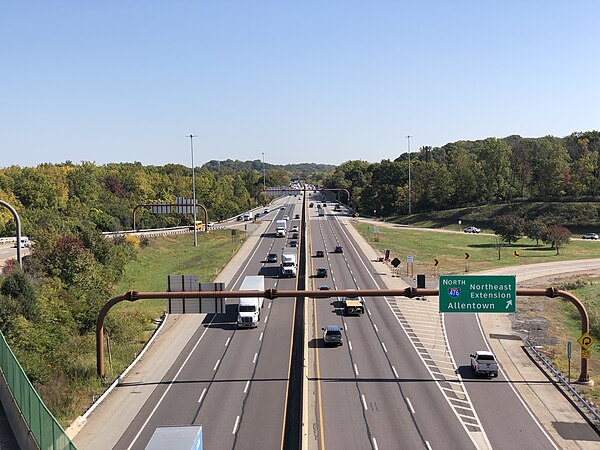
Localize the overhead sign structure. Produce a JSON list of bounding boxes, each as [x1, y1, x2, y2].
[[577, 332, 595, 350], [439, 275, 517, 313]]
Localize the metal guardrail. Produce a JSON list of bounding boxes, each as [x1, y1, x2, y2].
[[525, 340, 600, 423], [0, 330, 77, 449], [102, 226, 191, 239]]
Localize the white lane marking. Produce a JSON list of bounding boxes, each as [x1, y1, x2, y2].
[[406, 397, 416, 414], [392, 366, 399, 378], [426, 441, 432, 450], [354, 364, 359, 376], [125, 314, 217, 450], [253, 352, 258, 364], [259, 332, 263, 341], [244, 380, 250, 394], [373, 323, 379, 332], [213, 359, 221, 371], [343, 321, 348, 330], [361, 394, 368, 410], [264, 314, 269, 324], [268, 302, 272, 309], [225, 337, 231, 347], [373, 438, 379, 450], [381, 342, 387, 353], [348, 340, 353, 351], [367, 308, 371, 316], [197, 387, 207, 404], [232, 416, 240, 434]]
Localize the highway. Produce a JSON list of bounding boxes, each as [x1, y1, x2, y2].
[[306, 192, 559, 450], [113, 196, 303, 449]]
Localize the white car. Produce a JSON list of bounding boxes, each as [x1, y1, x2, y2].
[[207, 222, 215, 228], [582, 233, 599, 240], [264, 208, 270, 213], [291, 225, 299, 232], [283, 215, 289, 220], [463, 226, 481, 234]]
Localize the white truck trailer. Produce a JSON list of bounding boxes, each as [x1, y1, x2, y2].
[[243, 211, 253, 221], [237, 275, 265, 328], [276, 219, 287, 237], [280, 251, 298, 277]]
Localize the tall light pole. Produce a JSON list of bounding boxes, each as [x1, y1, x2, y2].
[[262, 152, 266, 206], [188, 134, 198, 247], [406, 135, 412, 214]]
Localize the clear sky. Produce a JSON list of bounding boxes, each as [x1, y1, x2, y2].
[[2, 1, 599, 168]]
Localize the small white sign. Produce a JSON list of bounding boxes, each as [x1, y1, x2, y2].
[[407, 255, 414, 263]]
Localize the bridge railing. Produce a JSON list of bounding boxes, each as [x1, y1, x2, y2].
[[0, 330, 77, 450]]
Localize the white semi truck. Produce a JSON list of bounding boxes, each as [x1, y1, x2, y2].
[[243, 211, 253, 221], [237, 275, 265, 328], [280, 251, 298, 277], [276, 219, 287, 237]]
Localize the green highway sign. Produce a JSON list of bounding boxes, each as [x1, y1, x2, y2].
[[439, 275, 516, 313]]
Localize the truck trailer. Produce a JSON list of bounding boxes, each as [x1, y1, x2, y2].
[[276, 219, 287, 237], [280, 251, 298, 277], [237, 275, 265, 328]]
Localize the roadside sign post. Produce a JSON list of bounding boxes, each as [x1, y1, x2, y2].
[[464, 252, 470, 272], [567, 341, 572, 384], [439, 275, 517, 313], [406, 255, 414, 278]]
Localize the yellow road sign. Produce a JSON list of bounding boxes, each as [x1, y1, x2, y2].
[[582, 349, 591, 359], [434, 258, 439, 267], [514, 251, 520, 257], [577, 332, 595, 350], [464, 253, 470, 260]]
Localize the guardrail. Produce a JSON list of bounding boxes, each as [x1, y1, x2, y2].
[[525, 340, 600, 423], [0, 237, 18, 244], [102, 226, 191, 239], [0, 330, 77, 449]]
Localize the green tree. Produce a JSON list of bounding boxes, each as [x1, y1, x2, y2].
[[493, 214, 525, 244], [0, 270, 38, 321], [476, 138, 512, 201], [524, 219, 547, 245], [542, 225, 571, 255]]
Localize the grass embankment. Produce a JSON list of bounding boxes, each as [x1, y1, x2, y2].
[[354, 222, 600, 400], [61, 229, 245, 424]]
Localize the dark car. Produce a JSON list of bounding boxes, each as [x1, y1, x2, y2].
[[316, 267, 328, 278], [322, 325, 343, 346], [290, 240, 298, 247], [315, 250, 325, 257], [237, 215, 243, 221], [294, 214, 300, 219], [267, 253, 278, 263], [334, 245, 343, 253], [309, 203, 314, 207], [255, 212, 261, 218], [319, 285, 331, 290]]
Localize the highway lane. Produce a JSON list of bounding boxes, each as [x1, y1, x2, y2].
[[307, 198, 477, 450], [114, 197, 301, 449]]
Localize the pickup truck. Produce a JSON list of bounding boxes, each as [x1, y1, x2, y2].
[[470, 351, 499, 377], [342, 298, 364, 315]]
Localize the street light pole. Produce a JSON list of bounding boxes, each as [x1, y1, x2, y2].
[[406, 135, 412, 214], [188, 134, 198, 247], [262, 152, 266, 206]]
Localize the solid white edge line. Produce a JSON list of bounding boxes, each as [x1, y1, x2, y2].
[[244, 380, 250, 394], [474, 313, 560, 449], [125, 314, 217, 450], [213, 359, 220, 371], [232, 415, 240, 434], [197, 387, 207, 404], [361, 394, 368, 410], [406, 397, 416, 414]]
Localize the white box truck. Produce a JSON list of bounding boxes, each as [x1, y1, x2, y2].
[[280, 251, 298, 277], [276, 219, 287, 237], [237, 275, 265, 328], [243, 211, 253, 221]]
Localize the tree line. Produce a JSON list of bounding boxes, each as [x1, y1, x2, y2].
[[322, 131, 600, 216]]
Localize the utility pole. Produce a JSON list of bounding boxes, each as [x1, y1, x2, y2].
[[262, 152, 266, 206], [406, 135, 412, 214], [188, 134, 198, 247]]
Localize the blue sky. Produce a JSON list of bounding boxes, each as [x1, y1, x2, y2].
[[1, 1, 599, 168]]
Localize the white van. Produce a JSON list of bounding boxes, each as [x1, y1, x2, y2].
[[13, 237, 30, 248]]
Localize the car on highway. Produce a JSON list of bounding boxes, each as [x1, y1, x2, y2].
[[315, 250, 325, 257], [266, 253, 278, 263], [342, 298, 365, 315], [470, 350, 499, 377], [291, 225, 299, 232], [316, 267, 328, 278], [318, 285, 331, 290], [264, 208, 270, 213], [582, 233, 599, 240], [255, 212, 261, 218], [464, 226, 481, 233], [294, 214, 300, 219], [333, 245, 343, 253], [237, 215, 243, 221], [292, 232, 299, 239], [309, 203, 314, 207], [283, 215, 289, 220], [289, 240, 297, 247], [281, 206, 286, 210], [322, 325, 343, 346], [207, 222, 215, 228]]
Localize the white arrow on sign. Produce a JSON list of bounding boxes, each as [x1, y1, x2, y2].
[[505, 300, 513, 309]]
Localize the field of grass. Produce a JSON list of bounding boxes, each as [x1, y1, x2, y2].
[[354, 222, 600, 276]]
